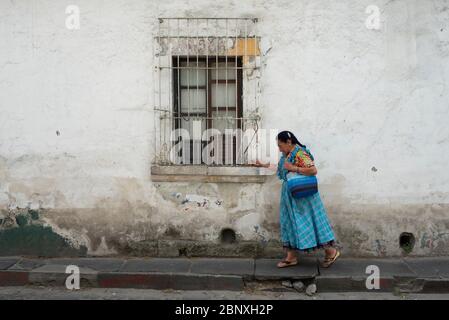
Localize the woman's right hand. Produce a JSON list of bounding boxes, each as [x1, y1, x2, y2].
[[253, 160, 270, 168], [251, 160, 277, 171]]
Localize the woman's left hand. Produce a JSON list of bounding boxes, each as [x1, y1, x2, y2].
[[283, 162, 297, 172]]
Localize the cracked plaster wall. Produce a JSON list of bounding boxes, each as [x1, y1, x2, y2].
[[1, 0, 449, 256]]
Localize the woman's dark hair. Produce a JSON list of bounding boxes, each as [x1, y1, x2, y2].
[[277, 131, 307, 148]]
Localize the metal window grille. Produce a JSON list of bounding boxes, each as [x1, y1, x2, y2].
[[153, 18, 261, 166]]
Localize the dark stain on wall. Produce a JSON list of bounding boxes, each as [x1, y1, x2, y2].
[[0, 209, 87, 257]]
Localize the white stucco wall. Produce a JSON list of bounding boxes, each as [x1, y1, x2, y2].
[[1, 0, 448, 257]]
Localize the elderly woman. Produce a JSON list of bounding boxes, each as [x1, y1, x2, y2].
[[257, 131, 340, 268]]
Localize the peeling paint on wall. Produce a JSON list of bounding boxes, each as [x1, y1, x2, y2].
[[227, 38, 261, 64], [1, 0, 449, 257], [0, 209, 87, 257]]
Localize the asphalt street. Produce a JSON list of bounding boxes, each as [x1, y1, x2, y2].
[[1, 286, 449, 300]]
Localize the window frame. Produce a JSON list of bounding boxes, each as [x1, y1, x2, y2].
[[172, 56, 243, 165]]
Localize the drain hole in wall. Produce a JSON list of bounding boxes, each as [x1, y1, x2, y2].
[[220, 228, 236, 244], [178, 248, 187, 256], [399, 232, 415, 254]]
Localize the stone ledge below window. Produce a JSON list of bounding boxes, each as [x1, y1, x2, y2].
[[151, 165, 274, 183]]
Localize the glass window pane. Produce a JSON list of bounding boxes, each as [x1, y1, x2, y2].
[[181, 89, 206, 113], [211, 84, 236, 107], [180, 117, 206, 137], [212, 110, 237, 132], [211, 62, 237, 80], [180, 61, 206, 86]]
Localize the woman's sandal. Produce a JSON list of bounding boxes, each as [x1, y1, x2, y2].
[[321, 249, 340, 268], [277, 259, 298, 268]]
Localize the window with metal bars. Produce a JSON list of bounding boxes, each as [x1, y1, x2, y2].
[[173, 57, 243, 165], [153, 18, 261, 166]]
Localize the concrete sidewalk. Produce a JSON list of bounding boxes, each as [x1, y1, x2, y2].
[[0, 256, 448, 293]]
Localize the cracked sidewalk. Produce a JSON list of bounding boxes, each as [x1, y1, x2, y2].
[[0, 256, 448, 293]]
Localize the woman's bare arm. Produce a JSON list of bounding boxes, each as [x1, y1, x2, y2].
[[252, 160, 270, 168], [251, 160, 277, 172], [283, 162, 317, 176], [297, 166, 317, 176]]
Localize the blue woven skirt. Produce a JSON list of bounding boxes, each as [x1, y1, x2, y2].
[[279, 181, 335, 252]]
